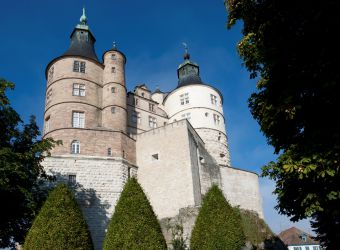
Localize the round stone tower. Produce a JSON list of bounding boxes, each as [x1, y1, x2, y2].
[[102, 44, 127, 133], [164, 49, 231, 166], [43, 8, 105, 156]]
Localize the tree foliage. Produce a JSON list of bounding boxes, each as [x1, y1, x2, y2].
[[239, 209, 286, 250], [190, 185, 245, 250], [24, 184, 93, 250], [103, 177, 167, 250], [225, 0, 340, 248], [0, 78, 57, 248]]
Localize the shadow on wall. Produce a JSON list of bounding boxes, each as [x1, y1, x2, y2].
[[48, 171, 110, 249]]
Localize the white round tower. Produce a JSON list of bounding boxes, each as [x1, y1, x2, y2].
[[164, 50, 231, 166]]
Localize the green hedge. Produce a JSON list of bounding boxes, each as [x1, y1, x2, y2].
[[103, 177, 167, 250], [24, 184, 93, 250], [190, 185, 245, 250]]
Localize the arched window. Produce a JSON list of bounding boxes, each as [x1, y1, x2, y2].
[[71, 140, 80, 154]]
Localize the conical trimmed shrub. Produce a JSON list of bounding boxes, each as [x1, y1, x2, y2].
[[190, 185, 245, 250], [24, 184, 93, 250], [103, 177, 167, 250]]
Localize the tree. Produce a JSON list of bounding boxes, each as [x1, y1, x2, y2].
[[24, 184, 93, 250], [225, 0, 340, 248], [103, 177, 167, 250], [0, 79, 57, 249], [190, 185, 245, 250]]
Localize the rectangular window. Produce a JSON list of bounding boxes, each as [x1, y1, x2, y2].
[[211, 94, 217, 105], [73, 61, 86, 73], [181, 113, 191, 120], [45, 116, 50, 133], [305, 247, 310, 250], [72, 112, 85, 128], [213, 114, 220, 125], [111, 87, 116, 93], [149, 103, 155, 112], [68, 174, 76, 185], [111, 107, 116, 113], [108, 148, 112, 156], [149, 116, 157, 128], [134, 98, 139, 106], [111, 67, 116, 73], [111, 54, 116, 60], [73, 83, 85, 96], [180, 93, 189, 105]]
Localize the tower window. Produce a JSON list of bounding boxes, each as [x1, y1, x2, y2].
[[111, 67, 116, 73], [48, 66, 54, 82], [111, 54, 116, 60], [213, 114, 220, 125], [73, 61, 86, 73], [111, 87, 116, 93], [111, 107, 116, 113], [108, 148, 112, 156], [46, 88, 52, 103], [72, 112, 85, 128], [71, 140, 80, 154], [149, 116, 157, 128], [45, 116, 50, 133], [68, 174, 76, 185], [149, 103, 155, 112], [73, 83, 85, 96], [211, 94, 217, 105], [180, 93, 189, 105]]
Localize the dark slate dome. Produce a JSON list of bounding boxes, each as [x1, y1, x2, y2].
[[177, 50, 204, 88]]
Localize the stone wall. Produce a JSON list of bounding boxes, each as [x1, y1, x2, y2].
[[42, 155, 137, 250], [220, 166, 263, 218], [136, 120, 197, 219]]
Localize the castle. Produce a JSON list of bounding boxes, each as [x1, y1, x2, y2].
[[42, 9, 263, 249]]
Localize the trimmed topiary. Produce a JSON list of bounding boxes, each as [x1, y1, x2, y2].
[[103, 177, 167, 250], [190, 185, 245, 250], [24, 184, 93, 250]]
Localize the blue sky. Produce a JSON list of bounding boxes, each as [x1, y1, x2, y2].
[[0, 0, 312, 234]]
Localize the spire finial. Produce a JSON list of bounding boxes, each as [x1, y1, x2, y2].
[[182, 42, 190, 60], [80, 6, 87, 25], [112, 41, 117, 49]]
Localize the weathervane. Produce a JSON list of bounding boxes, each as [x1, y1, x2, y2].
[[182, 42, 188, 54], [113, 41, 117, 49]]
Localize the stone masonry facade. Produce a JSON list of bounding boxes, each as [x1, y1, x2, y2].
[[41, 11, 264, 249]]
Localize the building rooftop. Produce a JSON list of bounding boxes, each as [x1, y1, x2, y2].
[[279, 227, 319, 246]]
